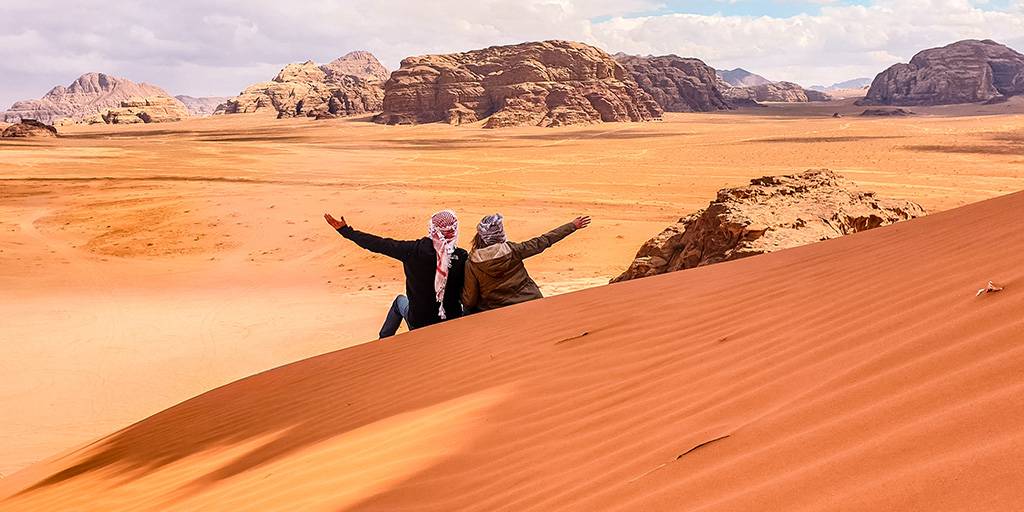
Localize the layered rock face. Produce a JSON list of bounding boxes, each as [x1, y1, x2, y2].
[[175, 95, 230, 116], [861, 39, 1024, 106], [375, 40, 662, 128], [320, 51, 389, 81], [722, 81, 831, 104], [615, 54, 730, 112], [613, 170, 925, 282], [101, 96, 190, 124], [1, 119, 58, 138], [217, 60, 383, 118], [2, 73, 172, 124]]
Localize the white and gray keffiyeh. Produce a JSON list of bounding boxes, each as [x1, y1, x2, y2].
[[428, 210, 459, 319], [477, 213, 507, 247]]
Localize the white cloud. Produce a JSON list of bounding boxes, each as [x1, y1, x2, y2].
[[1, 0, 1022, 107]]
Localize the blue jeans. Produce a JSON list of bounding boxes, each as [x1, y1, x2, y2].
[[379, 294, 409, 339]]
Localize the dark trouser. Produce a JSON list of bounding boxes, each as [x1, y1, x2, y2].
[[379, 294, 410, 339]]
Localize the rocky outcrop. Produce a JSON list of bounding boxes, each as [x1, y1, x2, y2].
[[1, 119, 58, 138], [320, 51, 389, 81], [2, 73, 172, 124], [613, 170, 925, 282], [615, 54, 730, 112], [216, 60, 383, 118], [175, 95, 230, 116], [722, 81, 832, 104], [101, 96, 190, 124], [861, 108, 915, 117], [717, 68, 771, 87], [860, 39, 1024, 106], [375, 40, 662, 128]]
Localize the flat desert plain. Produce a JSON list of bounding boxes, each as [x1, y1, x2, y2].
[[2, 101, 1024, 480]]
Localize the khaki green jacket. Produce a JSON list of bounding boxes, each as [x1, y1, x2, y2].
[[462, 223, 577, 313]]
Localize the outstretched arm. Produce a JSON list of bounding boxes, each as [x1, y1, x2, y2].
[[511, 216, 591, 259], [325, 213, 416, 262]]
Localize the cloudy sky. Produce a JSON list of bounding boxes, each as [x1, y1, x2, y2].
[[2, 0, 1024, 107]]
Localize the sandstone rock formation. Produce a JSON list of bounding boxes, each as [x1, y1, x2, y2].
[[722, 81, 831, 104], [375, 40, 662, 128], [613, 170, 925, 282], [216, 60, 383, 118], [717, 68, 771, 87], [860, 39, 1024, 106], [2, 73, 172, 124], [615, 54, 730, 112], [319, 51, 389, 81], [861, 108, 915, 117], [101, 96, 190, 124], [175, 96, 230, 116], [1, 119, 58, 138]]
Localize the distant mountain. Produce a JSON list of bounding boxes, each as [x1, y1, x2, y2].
[[319, 51, 389, 81], [809, 78, 872, 92], [175, 95, 230, 116], [2, 73, 174, 124], [716, 68, 771, 87]]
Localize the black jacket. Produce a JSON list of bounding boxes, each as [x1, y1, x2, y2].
[[338, 226, 467, 330]]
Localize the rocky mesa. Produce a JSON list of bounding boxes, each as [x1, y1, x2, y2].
[[216, 55, 385, 119], [2, 73, 174, 124], [860, 39, 1024, 106], [375, 40, 662, 128], [615, 54, 730, 112], [613, 170, 925, 282], [100, 96, 190, 124], [722, 80, 831, 104]]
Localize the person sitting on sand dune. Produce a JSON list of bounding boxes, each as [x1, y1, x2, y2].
[[462, 214, 591, 313], [325, 210, 467, 338]]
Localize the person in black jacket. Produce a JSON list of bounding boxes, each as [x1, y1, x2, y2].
[[324, 210, 467, 338]]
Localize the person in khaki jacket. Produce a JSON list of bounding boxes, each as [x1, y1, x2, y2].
[[462, 213, 591, 313]]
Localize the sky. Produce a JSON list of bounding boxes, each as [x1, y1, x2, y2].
[[2, 0, 1024, 108]]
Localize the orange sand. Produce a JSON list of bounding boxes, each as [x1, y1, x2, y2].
[[1, 106, 1023, 488], [1, 182, 1021, 511]]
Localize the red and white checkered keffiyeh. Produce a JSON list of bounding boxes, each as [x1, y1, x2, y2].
[[428, 210, 459, 319]]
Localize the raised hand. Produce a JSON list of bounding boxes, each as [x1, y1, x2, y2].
[[324, 213, 347, 230], [572, 216, 591, 230]]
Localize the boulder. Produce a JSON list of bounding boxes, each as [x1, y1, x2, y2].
[[614, 54, 730, 112], [613, 170, 925, 282], [1, 119, 58, 138], [375, 40, 662, 128], [2, 73, 174, 124], [101, 96, 190, 124], [860, 39, 1024, 106], [175, 95, 230, 116], [320, 51, 389, 81], [217, 60, 384, 118]]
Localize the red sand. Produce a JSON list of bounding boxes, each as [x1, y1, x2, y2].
[[1, 186, 1020, 511]]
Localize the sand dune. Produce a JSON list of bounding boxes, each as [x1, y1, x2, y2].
[[2, 108, 1024, 489], [1, 183, 1020, 510]]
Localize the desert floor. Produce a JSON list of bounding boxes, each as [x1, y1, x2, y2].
[[1, 100, 1023, 479]]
